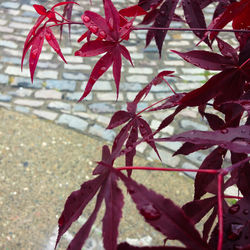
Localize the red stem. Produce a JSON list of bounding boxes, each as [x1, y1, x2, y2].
[[133, 26, 250, 33], [116, 166, 220, 174], [217, 174, 224, 250], [162, 78, 177, 95], [223, 195, 243, 200]]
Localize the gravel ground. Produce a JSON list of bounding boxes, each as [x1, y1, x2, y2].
[[0, 108, 194, 249]]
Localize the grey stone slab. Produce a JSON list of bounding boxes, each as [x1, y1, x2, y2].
[[65, 92, 93, 101], [48, 101, 71, 111], [46, 80, 76, 92], [62, 72, 87, 81], [0, 40, 18, 49], [180, 119, 208, 131], [1, 56, 21, 65], [182, 162, 198, 179], [120, 82, 142, 92], [88, 103, 116, 113], [0, 94, 12, 102], [1, 2, 20, 9], [15, 105, 30, 113], [33, 110, 58, 121], [35, 90, 62, 99], [12, 77, 43, 89], [186, 151, 207, 165], [81, 80, 112, 91], [8, 88, 33, 97], [73, 104, 86, 112], [57, 114, 88, 132], [89, 124, 116, 141], [14, 99, 44, 107], [0, 74, 9, 85]]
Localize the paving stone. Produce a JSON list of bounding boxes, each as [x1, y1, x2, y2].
[[37, 61, 59, 69], [72, 103, 86, 112], [89, 124, 116, 141], [65, 92, 93, 101], [157, 141, 183, 152], [180, 119, 208, 131], [130, 53, 144, 60], [12, 77, 43, 89], [120, 82, 142, 92], [88, 103, 116, 113], [0, 74, 9, 85], [81, 80, 112, 91], [126, 75, 148, 83], [33, 110, 58, 121], [57, 114, 88, 132], [175, 82, 203, 91], [0, 40, 18, 49], [34, 89, 62, 99], [14, 99, 44, 107], [182, 75, 206, 82], [0, 94, 12, 102], [64, 64, 91, 70], [48, 101, 71, 111], [0, 26, 14, 33], [5, 66, 30, 78], [186, 151, 207, 165], [9, 22, 33, 30], [0, 102, 11, 109], [12, 16, 33, 23], [128, 67, 153, 74], [15, 105, 30, 113], [37, 70, 58, 80], [46, 80, 76, 92], [182, 162, 198, 179], [96, 92, 124, 101], [62, 72, 88, 81], [181, 68, 205, 74], [1, 2, 20, 9], [148, 148, 180, 168], [150, 120, 174, 135], [1, 56, 21, 65]]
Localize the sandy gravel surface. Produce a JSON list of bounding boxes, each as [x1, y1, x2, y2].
[[0, 108, 194, 249]]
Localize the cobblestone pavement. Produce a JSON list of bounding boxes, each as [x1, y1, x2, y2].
[[1, 0, 234, 175]]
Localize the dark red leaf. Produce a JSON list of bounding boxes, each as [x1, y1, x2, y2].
[[171, 50, 235, 70], [81, 11, 112, 41], [118, 242, 192, 249], [107, 110, 132, 129], [138, 118, 161, 160], [119, 5, 147, 17], [112, 46, 122, 98], [29, 26, 46, 82], [194, 147, 226, 199], [102, 174, 124, 250], [182, 0, 210, 46], [112, 121, 134, 158], [173, 142, 209, 156], [140, 9, 159, 25], [180, 69, 237, 107], [155, 105, 184, 133], [125, 125, 138, 175], [216, 37, 238, 63], [118, 172, 209, 249], [156, 125, 250, 154], [103, 0, 120, 40], [33, 4, 47, 15], [202, 207, 217, 241], [75, 40, 114, 57], [150, 0, 179, 56], [120, 44, 133, 66], [66, 182, 106, 250], [203, 112, 225, 130], [232, 0, 250, 30], [45, 27, 67, 63], [182, 196, 217, 224], [21, 15, 45, 70], [55, 174, 106, 248], [78, 51, 114, 101], [206, 0, 249, 42]]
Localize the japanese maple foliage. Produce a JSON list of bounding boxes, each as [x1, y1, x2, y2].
[[21, 0, 250, 249]]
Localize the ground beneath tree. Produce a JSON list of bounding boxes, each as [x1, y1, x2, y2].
[[0, 108, 194, 249]]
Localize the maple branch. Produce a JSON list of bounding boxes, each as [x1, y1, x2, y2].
[[133, 26, 250, 33], [217, 173, 224, 250], [162, 78, 177, 95], [116, 166, 220, 174], [48, 21, 84, 28]]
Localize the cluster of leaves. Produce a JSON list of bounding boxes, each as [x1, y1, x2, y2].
[[22, 0, 250, 249]]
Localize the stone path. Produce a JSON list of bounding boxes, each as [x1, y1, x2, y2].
[[0, 0, 230, 177]]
